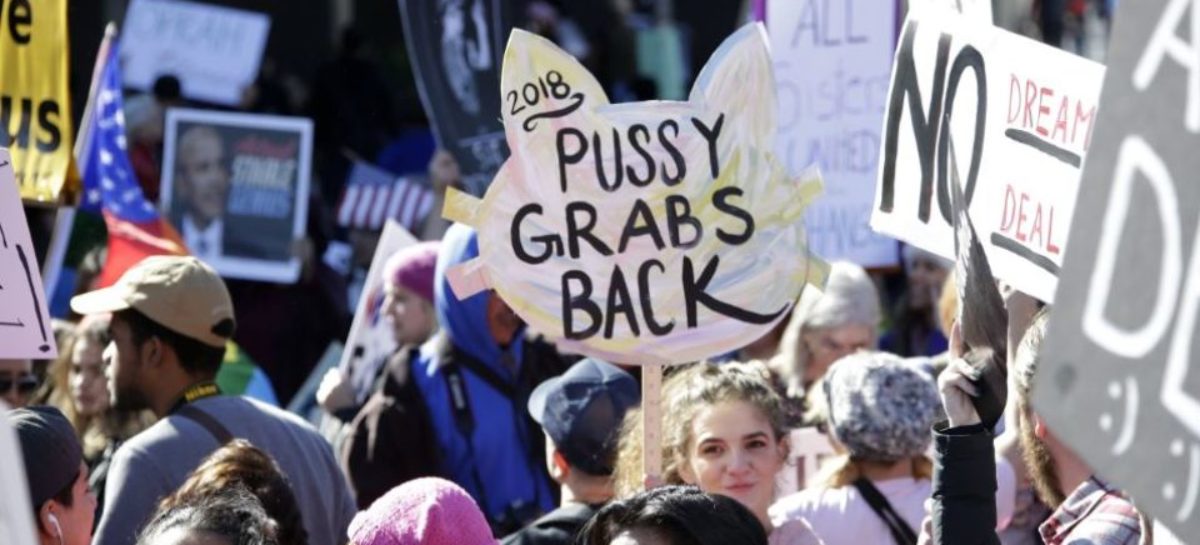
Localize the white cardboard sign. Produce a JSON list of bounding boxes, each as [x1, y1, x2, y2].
[[443, 25, 826, 365], [766, 0, 899, 267], [338, 220, 418, 402], [121, 0, 270, 106], [872, 14, 1104, 303], [0, 149, 57, 359]]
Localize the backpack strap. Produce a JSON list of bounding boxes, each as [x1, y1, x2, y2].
[[340, 347, 440, 508], [446, 346, 517, 399], [852, 477, 918, 545], [440, 357, 494, 518], [435, 335, 556, 528], [176, 405, 234, 446]]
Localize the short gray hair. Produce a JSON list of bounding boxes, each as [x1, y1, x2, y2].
[[802, 262, 882, 331], [768, 262, 882, 397]]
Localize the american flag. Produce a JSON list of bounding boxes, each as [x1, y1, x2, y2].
[[336, 160, 434, 232], [79, 35, 185, 287]]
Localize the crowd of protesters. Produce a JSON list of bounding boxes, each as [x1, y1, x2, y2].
[[4, 1, 1159, 545], [6, 237, 1153, 545]]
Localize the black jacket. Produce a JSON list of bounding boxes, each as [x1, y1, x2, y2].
[[338, 346, 438, 509], [501, 503, 601, 545], [931, 421, 1001, 545]]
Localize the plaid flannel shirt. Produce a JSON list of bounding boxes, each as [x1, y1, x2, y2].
[[1039, 477, 1143, 545]]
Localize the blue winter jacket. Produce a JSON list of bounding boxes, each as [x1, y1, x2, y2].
[[410, 224, 556, 526]]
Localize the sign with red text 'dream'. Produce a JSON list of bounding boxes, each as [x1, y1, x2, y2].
[[442, 24, 828, 365], [871, 14, 1104, 303]]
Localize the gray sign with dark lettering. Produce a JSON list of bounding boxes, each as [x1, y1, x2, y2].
[[1035, 0, 1200, 538]]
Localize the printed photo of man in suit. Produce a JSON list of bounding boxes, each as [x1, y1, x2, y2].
[[173, 125, 232, 260]]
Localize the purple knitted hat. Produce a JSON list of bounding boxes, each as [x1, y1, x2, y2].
[[348, 477, 496, 545], [382, 242, 440, 304]]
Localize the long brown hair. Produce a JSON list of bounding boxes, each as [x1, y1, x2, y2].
[[159, 439, 308, 545], [43, 316, 153, 460], [612, 361, 789, 498]]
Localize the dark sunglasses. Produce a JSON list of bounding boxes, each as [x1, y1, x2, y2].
[[0, 374, 39, 394]]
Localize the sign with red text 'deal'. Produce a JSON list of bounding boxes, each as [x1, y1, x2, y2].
[[872, 13, 1104, 303], [442, 24, 828, 366]]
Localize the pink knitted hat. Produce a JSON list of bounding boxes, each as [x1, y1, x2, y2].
[[382, 241, 440, 304], [348, 478, 496, 545]]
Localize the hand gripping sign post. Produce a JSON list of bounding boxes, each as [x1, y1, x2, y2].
[[1035, 0, 1200, 538], [441, 24, 827, 484]]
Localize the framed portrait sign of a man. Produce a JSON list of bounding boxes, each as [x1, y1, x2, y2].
[[161, 108, 313, 283]]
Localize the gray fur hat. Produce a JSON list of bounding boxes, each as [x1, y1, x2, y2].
[[822, 351, 940, 462]]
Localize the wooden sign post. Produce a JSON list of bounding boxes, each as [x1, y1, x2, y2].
[[641, 363, 664, 486]]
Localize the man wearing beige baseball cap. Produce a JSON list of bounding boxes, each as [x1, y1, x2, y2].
[[71, 256, 356, 545]]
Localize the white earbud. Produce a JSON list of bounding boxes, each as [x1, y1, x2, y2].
[[48, 513, 63, 545]]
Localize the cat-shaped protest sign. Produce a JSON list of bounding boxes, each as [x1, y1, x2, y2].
[[443, 23, 826, 366]]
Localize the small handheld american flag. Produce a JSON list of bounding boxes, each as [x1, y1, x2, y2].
[[336, 160, 433, 233]]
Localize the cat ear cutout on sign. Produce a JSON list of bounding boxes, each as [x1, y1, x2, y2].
[[500, 29, 610, 141], [688, 23, 776, 150], [948, 128, 1009, 430], [443, 183, 484, 227], [446, 254, 491, 301]]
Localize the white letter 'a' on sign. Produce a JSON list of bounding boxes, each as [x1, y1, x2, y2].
[[1082, 136, 1182, 359], [1163, 216, 1200, 436], [1133, 0, 1200, 133]]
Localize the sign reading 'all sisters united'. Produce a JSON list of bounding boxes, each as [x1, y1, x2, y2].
[[443, 24, 827, 365], [765, 0, 899, 268]]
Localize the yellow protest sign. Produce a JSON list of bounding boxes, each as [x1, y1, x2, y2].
[[0, 0, 73, 203]]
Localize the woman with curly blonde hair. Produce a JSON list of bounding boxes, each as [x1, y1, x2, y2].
[[612, 361, 821, 545]]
